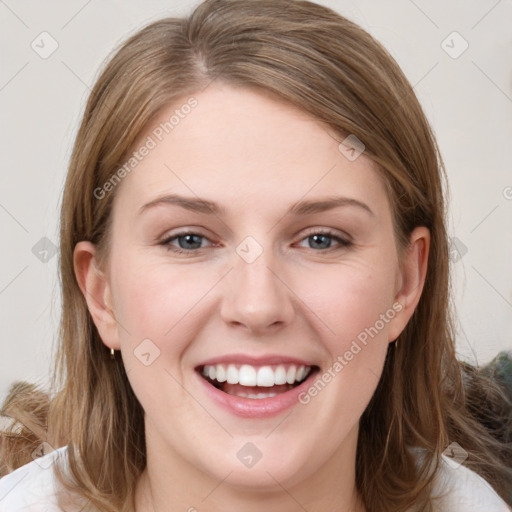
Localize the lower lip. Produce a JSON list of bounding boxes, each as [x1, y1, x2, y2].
[[195, 369, 319, 418]]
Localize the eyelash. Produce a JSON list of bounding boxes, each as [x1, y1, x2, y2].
[[158, 229, 352, 256]]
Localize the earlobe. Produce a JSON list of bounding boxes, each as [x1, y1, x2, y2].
[[388, 227, 430, 342], [73, 241, 120, 350]]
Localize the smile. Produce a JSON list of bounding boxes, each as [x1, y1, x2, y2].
[[195, 359, 320, 418], [200, 363, 312, 398]]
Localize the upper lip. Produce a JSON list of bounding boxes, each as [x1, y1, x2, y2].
[[195, 353, 317, 369]]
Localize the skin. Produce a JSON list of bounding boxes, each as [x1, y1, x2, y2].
[[74, 83, 429, 512]]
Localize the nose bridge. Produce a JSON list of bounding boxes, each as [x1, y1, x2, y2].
[[220, 235, 294, 332]]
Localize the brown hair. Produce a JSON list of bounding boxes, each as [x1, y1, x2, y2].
[[0, 382, 49, 477], [1, 1, 511, 510]]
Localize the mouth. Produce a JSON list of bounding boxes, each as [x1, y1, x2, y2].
[[196, 362, 320, 399]]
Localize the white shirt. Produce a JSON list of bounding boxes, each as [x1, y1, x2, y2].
[[0, 445, 509, 511]]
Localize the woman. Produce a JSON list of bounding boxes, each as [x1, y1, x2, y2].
[[0, 1, 510, 511]]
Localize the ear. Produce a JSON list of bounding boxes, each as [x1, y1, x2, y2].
[[387, 226, 430, 343], [73, 241, 120, 351]]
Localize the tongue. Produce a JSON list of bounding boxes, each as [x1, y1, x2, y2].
[[222, 382, 294, 395]]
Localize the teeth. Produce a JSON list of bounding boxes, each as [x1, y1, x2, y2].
[[226, 364, 239, 384], [201, 363, 312, 387], [256, 366, 275, 387], [274, 365, 287, 385], [236, 392, 279, 399], [216, 365, 227, 382], [239, 364, 257, 386], [286, 366, 297, 384]]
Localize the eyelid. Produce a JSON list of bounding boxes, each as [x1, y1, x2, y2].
[[159, 226, 353, 255], [159, 226, 212, 240], [294, 228, 353, 251], [159, 228, 216, 248], [159, 227, 350, 244], [299, 226, 352, 243]]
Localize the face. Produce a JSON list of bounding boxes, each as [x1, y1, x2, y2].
[[76, 83, 428, 494]]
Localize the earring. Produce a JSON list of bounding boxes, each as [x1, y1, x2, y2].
[[110, 347, 115, 360]]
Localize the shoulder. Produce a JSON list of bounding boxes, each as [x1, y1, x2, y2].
[[0, 445, 69, 511], [431, 453, 510, 512]]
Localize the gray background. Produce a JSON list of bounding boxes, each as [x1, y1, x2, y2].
[[1, 0, 511, 404]]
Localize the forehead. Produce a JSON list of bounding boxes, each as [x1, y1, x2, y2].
[[112, 84, 388, 220]]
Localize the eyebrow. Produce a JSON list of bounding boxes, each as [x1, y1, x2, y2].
[[138, 193, 374, 217]]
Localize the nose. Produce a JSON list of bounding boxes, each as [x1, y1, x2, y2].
[[219, 244, 296, 335]]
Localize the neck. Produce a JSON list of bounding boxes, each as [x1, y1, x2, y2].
[[134, 422, 365, 512]]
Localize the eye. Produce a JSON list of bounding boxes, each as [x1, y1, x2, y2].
[[159, 231, 213, 255], [297, 229, 352, 251], [159, 228, 352, 256]]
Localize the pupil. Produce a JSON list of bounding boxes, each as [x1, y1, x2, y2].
[[310, 234, 330, 249], [179, 234, 201, 249]]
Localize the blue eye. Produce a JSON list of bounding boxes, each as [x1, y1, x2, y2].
[[159, 229, 352, 255], [160, 233, 208, 254], [296, 230, 352, 252], [298, 231, 352, 251]]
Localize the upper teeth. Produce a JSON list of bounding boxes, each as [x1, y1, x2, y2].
[[201, 364, 311, 387]]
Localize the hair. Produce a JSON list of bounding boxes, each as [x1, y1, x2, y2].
[[1, 1, 511, 511], [0, 382, 49, 477]]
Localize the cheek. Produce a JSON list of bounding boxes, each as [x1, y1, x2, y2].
[[112, 256, 188, 348], [109, 252, 208, 343], [307, 260, 398, 350], [111, 248, 398, 351], [109, 250, 232, 375], [295, 263, 397, 431], [109, 256, 213, 407]]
